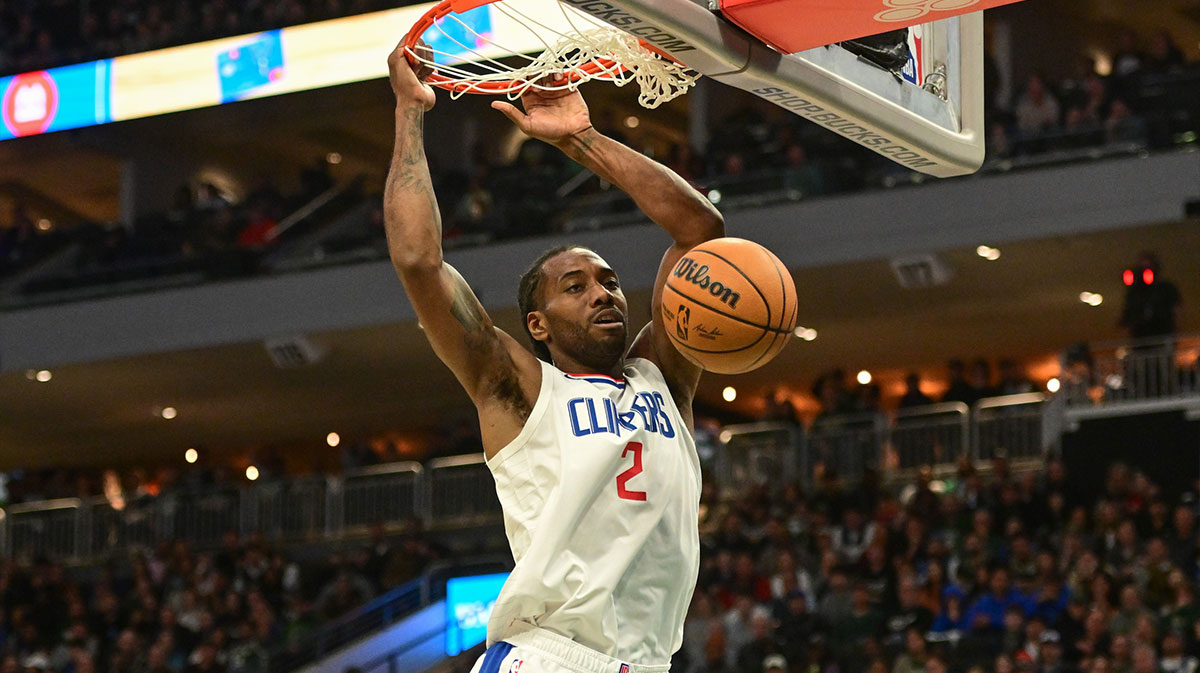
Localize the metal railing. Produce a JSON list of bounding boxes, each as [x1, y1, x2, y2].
[[713, 422, 802, 493], [889, 402, 970, 471], [806, 412, 887, 486], [427, 455, 502, 527], [341, 463, 424, 534], [1, 460, 470, 565], [3, 498, 82, 561], [973, 393, 1049, 462], [714, 395, 1058, 491], [1079, 336, 1200, 407]]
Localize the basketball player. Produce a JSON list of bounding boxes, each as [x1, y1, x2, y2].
[[386, 43, 723, 673]]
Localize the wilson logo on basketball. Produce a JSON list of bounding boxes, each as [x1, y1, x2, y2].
[[673, 257, 741, 309]]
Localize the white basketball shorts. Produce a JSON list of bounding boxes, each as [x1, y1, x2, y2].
[[468, 627, 672, 673]]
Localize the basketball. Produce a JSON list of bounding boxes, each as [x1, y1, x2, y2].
[[662, 237, 798, 375]]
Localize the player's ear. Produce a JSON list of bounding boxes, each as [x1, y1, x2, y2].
[[527, 310, 549, 345]]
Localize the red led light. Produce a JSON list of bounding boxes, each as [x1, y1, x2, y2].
[[1142, 268, 1154, 285], [1123, 269, 1134, 286]]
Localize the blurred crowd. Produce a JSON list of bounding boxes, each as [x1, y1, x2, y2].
[[0, 522, 442, 673], [671, 458, 1199, 673], [988, 29, 1196, 160], [0, 0, 395, 77], [1, 159, 356, 294]]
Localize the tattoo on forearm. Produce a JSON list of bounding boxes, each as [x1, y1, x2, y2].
[[561, 126, 598, 163], [386, 106, 441, 227], [389, 107, 427, 188]]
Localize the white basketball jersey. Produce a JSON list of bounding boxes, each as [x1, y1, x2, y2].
[[485, 357, 701, 665]]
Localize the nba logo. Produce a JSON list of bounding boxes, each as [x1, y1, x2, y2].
[[674, 304, 690, 340], [619, 665, 630, 673]]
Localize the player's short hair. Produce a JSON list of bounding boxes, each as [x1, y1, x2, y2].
[[518, 244, 595, 362]]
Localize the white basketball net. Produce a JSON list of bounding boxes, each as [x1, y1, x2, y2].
[[406, 0, 700, 108]]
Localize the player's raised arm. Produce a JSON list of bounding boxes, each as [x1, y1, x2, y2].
[[492, 88, 724, 419], [385, 45, 541, 453]]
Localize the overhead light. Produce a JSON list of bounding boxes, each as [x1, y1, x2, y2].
[[36, 218, 52, 231], [1079, 292, 1103, 307], [326, 432, 341, 447], [794, 327, 818, 341], [326, 152, 342, 164], [28, 369, 52, 382], [976, 245, 1000, 261], [246, 465, 260, 481], [161, 406, 178, 420], [857, 370, 872, 385], [185, 448, 198, 463], [707, 189, 722, 204], [624, 115, 640, 128], [1047, 377, 1061, 393], [722, 386, 737, 402], [719, 430, 733, 444]]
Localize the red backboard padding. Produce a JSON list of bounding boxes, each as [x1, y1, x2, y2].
[[716, 0, 1023, 54]]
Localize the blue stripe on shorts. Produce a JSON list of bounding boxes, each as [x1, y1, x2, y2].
[[480, 642, 515, 673]]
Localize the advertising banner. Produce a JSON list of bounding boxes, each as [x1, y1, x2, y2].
[[445, 572, 509, 656], [0, 61, 111, 140]]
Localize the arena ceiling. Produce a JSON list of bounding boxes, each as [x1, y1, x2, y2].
[[0, 219, 1197, 470]]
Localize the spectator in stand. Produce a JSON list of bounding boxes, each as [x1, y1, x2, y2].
[[780, 143, 827, 198], [774, 591, 815, 665], [891, 628, 929, 673], [833, 506, 878, 566], [1168, 505, 1197, 570], [1014, 73, 1062, 136], [813, 369, 856, 420], [735, 610, 782, 673], [998, 360, 1037, 396], [941, 359, 975, 406], [1119, 252, 1182, 343], [968, 359, 998, 403], [1159, 632, 1198, 673], [1105, 100, 1148, 145], [829, 582, 885, 671], [966, 567, 1029, 635], [854, 383, 883, 414], [882, 577, 934, 653], [1109, 29, 1145, 100], [899, 373, 934, 409], [760, 388, 799, 424]]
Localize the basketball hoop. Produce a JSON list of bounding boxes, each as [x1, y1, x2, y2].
[[401, 0, 699, 107]]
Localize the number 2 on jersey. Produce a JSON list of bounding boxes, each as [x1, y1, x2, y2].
[[616, 441, 647, 501]]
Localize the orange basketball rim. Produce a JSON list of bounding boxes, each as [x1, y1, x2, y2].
[[401, 0, 698, 103]]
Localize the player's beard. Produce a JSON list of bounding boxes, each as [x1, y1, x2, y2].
[[546, 313, 627, 371]]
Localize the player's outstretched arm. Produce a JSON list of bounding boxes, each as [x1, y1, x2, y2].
[[386, 45, 541, 456], [493, 89, 723, 423]]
